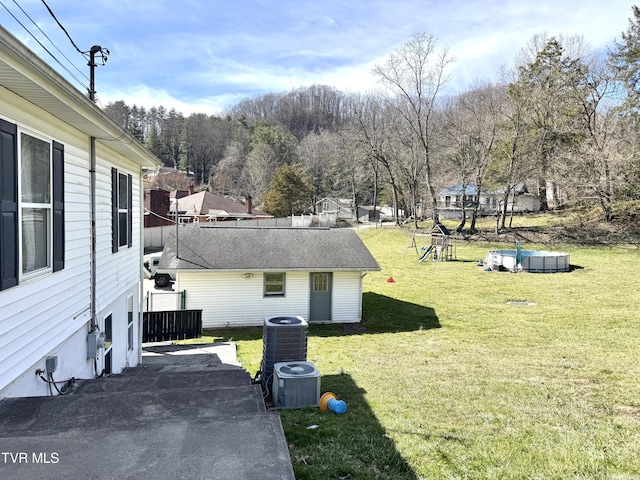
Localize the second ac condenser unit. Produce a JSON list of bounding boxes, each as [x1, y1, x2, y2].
[[261, 316, 308, 390], [272, 361, 320, 409]]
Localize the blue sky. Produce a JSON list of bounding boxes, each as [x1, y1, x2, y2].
[[1, 0, 635, 115]]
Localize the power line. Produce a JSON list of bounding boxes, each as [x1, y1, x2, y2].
[[40, 0, 109, 70], [2, 0, 137, 147], [39, 0, 83, 55], [0, 0, 89, 91], [10, 0, 89, 83]]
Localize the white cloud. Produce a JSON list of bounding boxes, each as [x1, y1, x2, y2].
[[97, 84, 227, 116], [5, 0, 634, 116]]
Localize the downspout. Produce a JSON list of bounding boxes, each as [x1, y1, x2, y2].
[[88, 46, 100, 333], [90, 137, 97, 331]]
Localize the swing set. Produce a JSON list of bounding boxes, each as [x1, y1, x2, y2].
[[404, 224, 456, 262]]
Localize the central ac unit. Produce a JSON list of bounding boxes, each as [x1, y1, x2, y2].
[[261, 316, 308, 391], [272, 361, 320, 409]]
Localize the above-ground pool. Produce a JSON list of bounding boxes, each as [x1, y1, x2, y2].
[[485, 249, 570, 273]]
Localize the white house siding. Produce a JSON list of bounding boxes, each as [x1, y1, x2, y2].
[[94, 287, 141, 374], [509, 195, 539, 213], [178, 270, 365, 328], [93, 144, 144, 375], [330, 272, 364, 323], [180, 271, 310, 328], [0, 93, 94, 397], [0, 80, 145, 397]]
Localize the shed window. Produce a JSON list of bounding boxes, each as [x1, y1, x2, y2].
[[264, 273, 285, 296]]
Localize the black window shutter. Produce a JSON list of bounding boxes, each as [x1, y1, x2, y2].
[[52, 141, 65, 272], [111, 167, 118, 253], [127, 174, 132, 248], [0, 119, 19, 290]]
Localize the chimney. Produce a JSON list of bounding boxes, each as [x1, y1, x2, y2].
[[245, 195, 253, 215], [188, 184, 195, 195]]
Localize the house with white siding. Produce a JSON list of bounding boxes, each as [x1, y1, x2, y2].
[[438, 183, 540, 219], [0, 26, 161, 398], [316, 197, 370, 223], [156, 227, 381, 328]]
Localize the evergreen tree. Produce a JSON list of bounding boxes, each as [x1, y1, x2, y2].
[[610, 5, 640, 112], [262, 164, 313, 217]]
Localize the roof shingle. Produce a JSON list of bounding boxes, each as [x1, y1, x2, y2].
[[159, 227, 381, 272]]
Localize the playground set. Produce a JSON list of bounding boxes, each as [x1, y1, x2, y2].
[[404, 223, 456, 262]]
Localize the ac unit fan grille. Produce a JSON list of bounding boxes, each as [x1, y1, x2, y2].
[[272, 361, 320, 409]]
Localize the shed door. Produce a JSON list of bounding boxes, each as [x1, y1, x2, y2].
[[309, 273, 332, 322]]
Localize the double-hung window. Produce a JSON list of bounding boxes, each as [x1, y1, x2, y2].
[[111, 168, 132, 252], [21, 133, 51, 274], [264, 272, 285, 296], [0, 119, 64, 291]]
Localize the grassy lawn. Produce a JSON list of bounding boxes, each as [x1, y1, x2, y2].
[[200, 225, 640, 479]]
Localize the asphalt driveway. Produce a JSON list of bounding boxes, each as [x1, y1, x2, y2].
[[0, 343, 295, 480]]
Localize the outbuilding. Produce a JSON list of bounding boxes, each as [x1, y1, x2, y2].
[[157, 227, 381, 328]]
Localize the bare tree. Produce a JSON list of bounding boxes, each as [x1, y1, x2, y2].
[[491, 71, 539, 231], [349, 92, 403, 225], [323, 132, 371, 223], [298, 130, 342, 211], [566, 54, 631, 221], [441, 96, 480, 232], [211, 140, 247, 195], [394, 120, 424, 229], [243, 143, 278, 203], [372, 32, 455, 225]]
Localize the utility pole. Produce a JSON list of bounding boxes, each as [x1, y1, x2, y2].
[[87, 45, 109, 102]]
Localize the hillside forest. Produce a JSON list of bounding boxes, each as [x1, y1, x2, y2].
[[106, 9, 640, 230]]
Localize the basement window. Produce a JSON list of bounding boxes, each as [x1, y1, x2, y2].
[[127, 295, 134, 351], [264, 273, 285, 296]]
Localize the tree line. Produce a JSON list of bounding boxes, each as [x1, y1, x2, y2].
[[105, 7, 640, 230]]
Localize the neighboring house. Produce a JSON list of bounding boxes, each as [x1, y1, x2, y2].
[[316, 198, 369, 222], [145, 166, 193, 186], [438, 183, 539, 219], [144, 188, 173, 227], [0, 26, 161, 398], [493, 183, 540, 213], [378, 206, 405, 221], [169, 190, 271, 223], [157, 227, 381, 328]]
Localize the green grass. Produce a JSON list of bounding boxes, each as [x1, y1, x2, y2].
[[197, 225, 640, 479]]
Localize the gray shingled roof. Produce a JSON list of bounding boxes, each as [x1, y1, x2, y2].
[[158, 227, 381, 272]]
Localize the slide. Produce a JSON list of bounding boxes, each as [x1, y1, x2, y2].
[[418, 245, 434, 262]]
